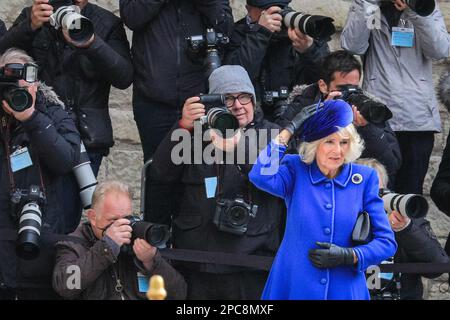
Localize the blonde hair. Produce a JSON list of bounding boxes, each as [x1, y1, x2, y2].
[[91, 180, 132, 209], [299, 124, 364, 164], [0, 48, 36, 66], [354, 158, 388, 188]]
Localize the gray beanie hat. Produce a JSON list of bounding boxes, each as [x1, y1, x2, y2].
[[208, 65, 256, 106]]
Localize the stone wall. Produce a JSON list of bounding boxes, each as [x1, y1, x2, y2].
[[1, 0, 450, 299]]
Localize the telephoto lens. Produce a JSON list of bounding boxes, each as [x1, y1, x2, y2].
[[14, 186, 46, 260], [49, 5, 94, 44], [72, 142, 98, 210], [381, 190, 429, 219], [280, 7, 336, 41]]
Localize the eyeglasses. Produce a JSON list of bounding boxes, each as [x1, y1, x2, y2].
[[224, 93, 253, 108]]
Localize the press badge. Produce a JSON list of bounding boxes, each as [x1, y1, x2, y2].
[[204, 177, 218, 199], [10, 147, 33, 172], [137, 272, 149, 293], [391, 27, 414, 47]]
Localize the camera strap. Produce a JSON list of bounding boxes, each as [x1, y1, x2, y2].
[[215, 164, 253, 203]]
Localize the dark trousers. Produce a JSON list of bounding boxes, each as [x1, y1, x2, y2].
[[394, 131, 435, 194], [180, 269, 269, 300], [133, 93, 183, 225]]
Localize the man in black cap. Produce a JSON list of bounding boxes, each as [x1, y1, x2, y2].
[[225, 0, 329, 123]]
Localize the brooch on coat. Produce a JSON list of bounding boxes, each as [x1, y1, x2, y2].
[[351, 173, 363, 185]]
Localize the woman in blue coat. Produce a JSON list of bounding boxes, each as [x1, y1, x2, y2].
[[249, 100, 397, 300]]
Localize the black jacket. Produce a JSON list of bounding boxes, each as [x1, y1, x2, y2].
[[224, 17, 329, 120], [151, 110, 284, 273], [431, 132, 450, 216], [279, 83, 402, 187], [0, 84, 80, 289], [53, 222, 187, 300], [0, 20, 6, 39], [375, 218, 449, 300], [120, 0, 233, 108], [0, 3, 133, 154]]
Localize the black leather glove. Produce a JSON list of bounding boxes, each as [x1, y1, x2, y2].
[[284, 103, 322, 135], [308, 242, 355, 268]]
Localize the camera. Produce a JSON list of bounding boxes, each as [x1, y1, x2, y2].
[[49, 0, 94, 45], [0, 63, 38, 112], [380, 189, 429, 219], [72, 142, 98, 210], [125, 216, 170, 249], [198, 94, 239, 138], [186, 28, 229, 78], [279, 7, 336, 41], [10, 185, 46, 260], [213, 198, 258, 235], [336, 84, 393, 124], [263, 86, 290, 120], [378, 0, 435, 17]]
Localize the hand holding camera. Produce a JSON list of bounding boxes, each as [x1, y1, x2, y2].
[[352, 105, 369, 127], [133, 238, 157, 270], [258, 6, 283, 33], [31, 0, 53, 31], [287, 28, 313, 53], [2, 99, 35, 122], [104, 218, 132, 247], [180, 96, 206, 131], [388, 210, 411, 232]]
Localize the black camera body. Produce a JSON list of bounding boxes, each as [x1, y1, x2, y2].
[[186, 28, 229, 77], [0, 64, 37, 112], [213, 198, 258, 235], [10, 185, 46, 260], [263, 86, 290, 120], [336, 84, 393, 124], [48, 0, 75, 10], [198, 94, 239, 138], [125, 215, 170, 249]]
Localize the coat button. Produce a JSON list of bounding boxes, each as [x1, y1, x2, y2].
[[324, 228, 331, 235], [325, 203, 332, 209], [325, 183, 331, 189], [321, 278, 327, 285]]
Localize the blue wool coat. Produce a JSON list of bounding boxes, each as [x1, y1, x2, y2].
[[249, 142, 397, 300]]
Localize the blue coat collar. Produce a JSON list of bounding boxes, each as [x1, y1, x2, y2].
[[308, 160, 353, 187]]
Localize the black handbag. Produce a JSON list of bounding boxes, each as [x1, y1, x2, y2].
[[352, 211, 371, 244]]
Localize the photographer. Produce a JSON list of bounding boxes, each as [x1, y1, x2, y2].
[[341, 0, 450, 195], [152, 65, 284, 299], [0, 48, 80, 299], [225, 0, 329, 122], [280, 50, 401, 188], [119, 0, 233, 225], [0, 0, 133, 232], [357, 158, 449, 300], [52, 181, 186, 300]]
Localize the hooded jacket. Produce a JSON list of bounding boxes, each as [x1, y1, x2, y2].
[[0, 83, 80, 289]]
